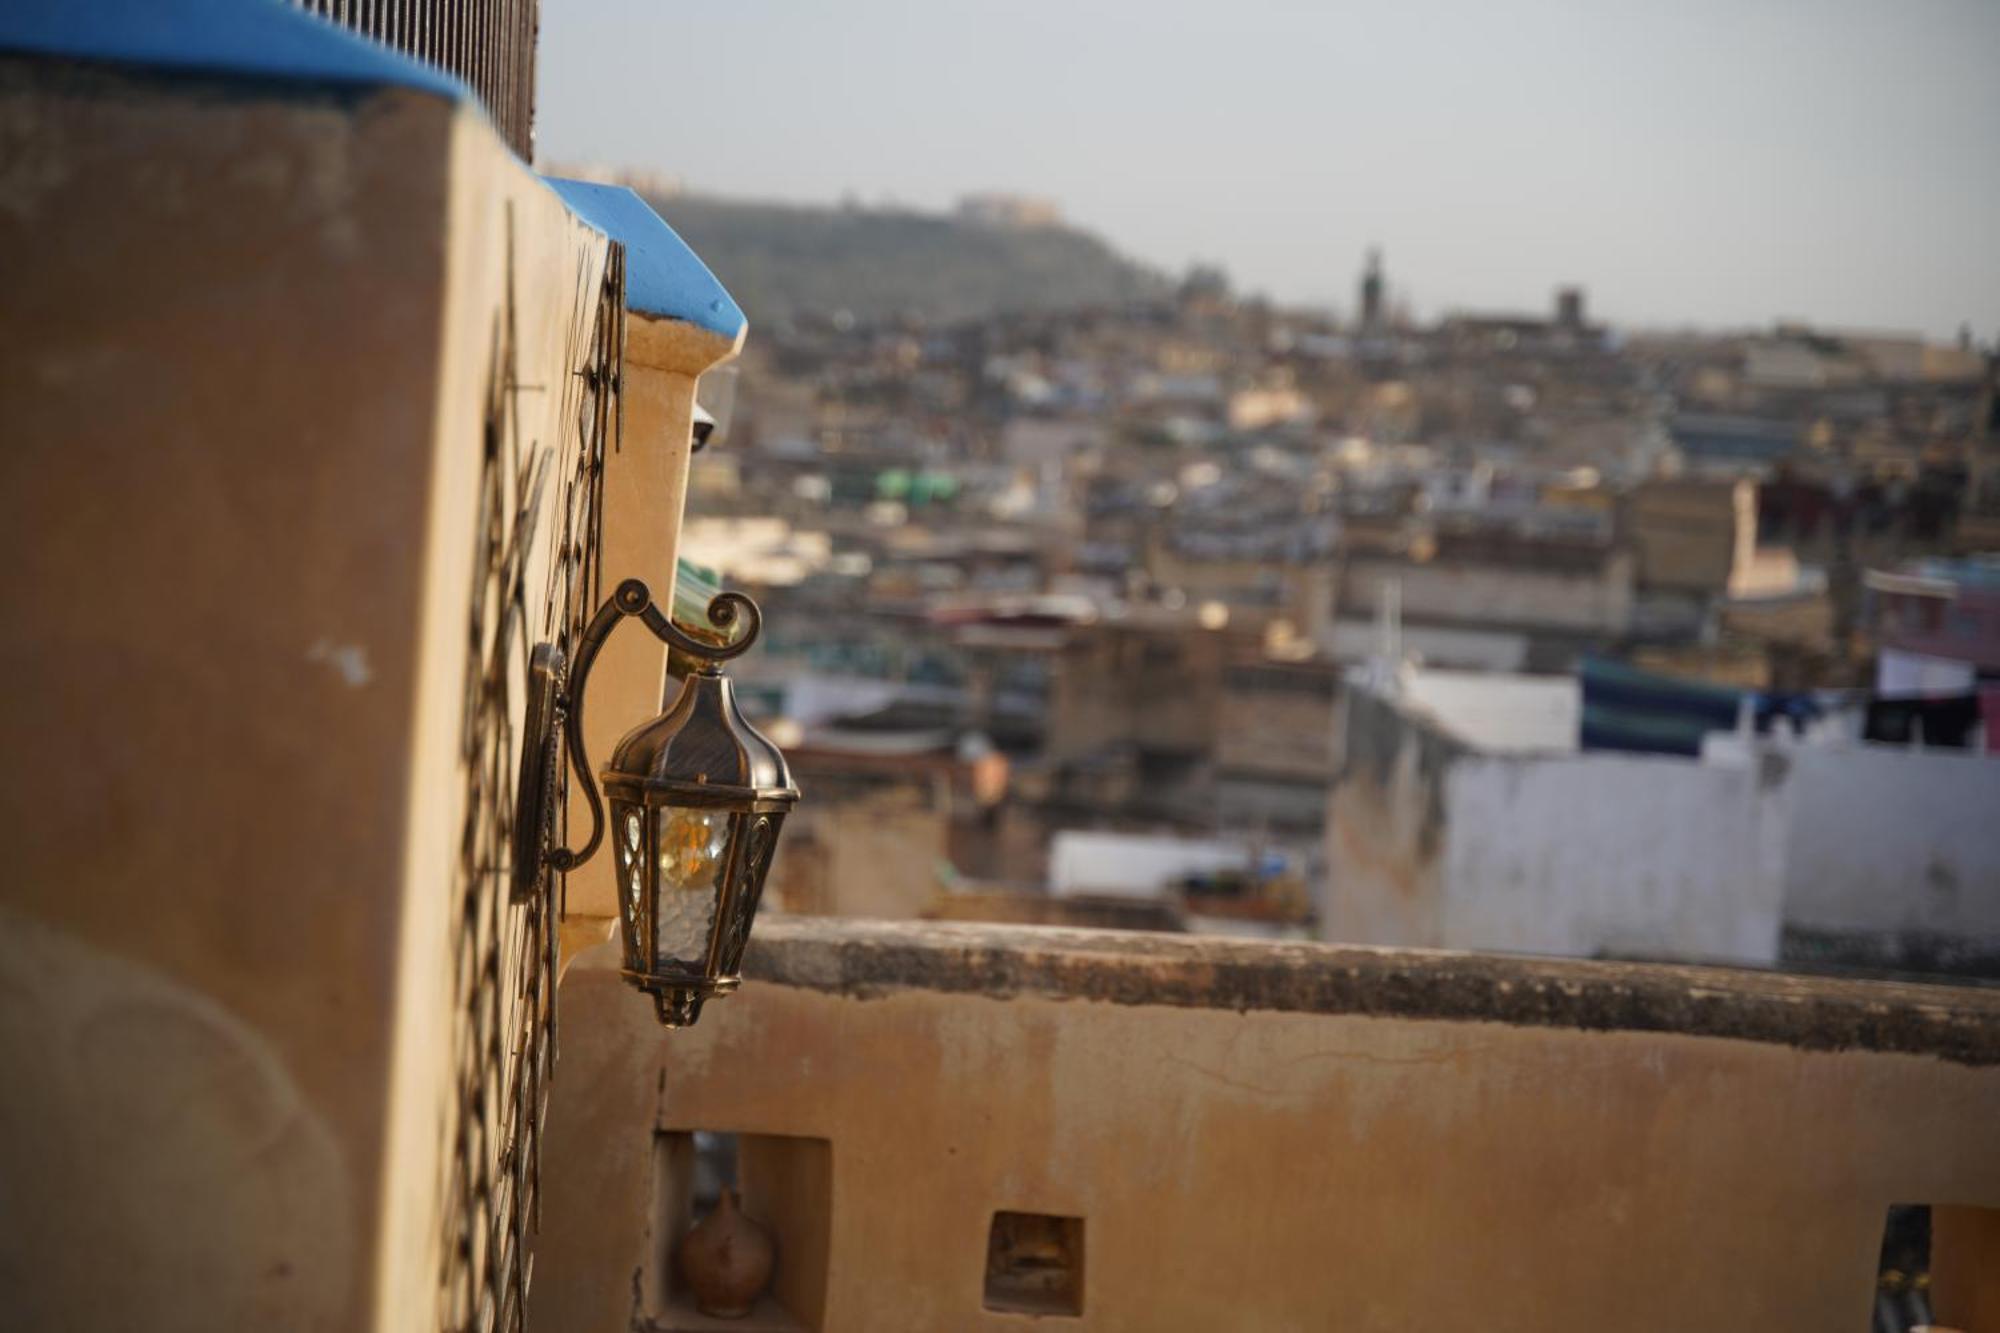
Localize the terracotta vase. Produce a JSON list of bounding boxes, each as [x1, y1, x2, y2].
[[678, 1188, 775, 1319]]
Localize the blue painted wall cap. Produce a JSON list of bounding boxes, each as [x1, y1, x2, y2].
[[0, 0, 467, 104], [543, 178, 746, 343], [2, 1, 746, 344]]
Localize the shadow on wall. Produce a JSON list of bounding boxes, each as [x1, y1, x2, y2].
[[0, 909, 355, 1332]]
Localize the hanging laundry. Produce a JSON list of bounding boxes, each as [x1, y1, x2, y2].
[[1579, 656, 1744, 757], [1752, 692, 1823, 737], [1862, 694, 1981, 748]]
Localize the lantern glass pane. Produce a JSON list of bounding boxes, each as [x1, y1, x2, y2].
[[654, 807, 730, 965], [611, 801, 647, 971], [717, 811, 784, 974]]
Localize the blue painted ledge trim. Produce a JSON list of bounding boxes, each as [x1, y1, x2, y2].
[[1, 1, 745, 342], [544, 179, 747, 343], [0, 0, 466, 104]]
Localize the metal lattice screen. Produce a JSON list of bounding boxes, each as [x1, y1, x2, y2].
[[297, 0, 538, 159], [437, 233, 623, 1333]]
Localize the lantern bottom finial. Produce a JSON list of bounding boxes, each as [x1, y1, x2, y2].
[[654, 990, 704, 1028], [624, 969, 740, 1029]]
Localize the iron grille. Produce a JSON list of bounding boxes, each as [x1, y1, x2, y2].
[[297, 0, 538, 159], [435, 227, 623, 1333]]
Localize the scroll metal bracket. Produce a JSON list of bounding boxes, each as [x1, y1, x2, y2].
[[509, 578, 761, 903]]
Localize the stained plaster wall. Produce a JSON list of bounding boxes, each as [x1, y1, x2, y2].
[[1777, 743, 2000, 961], [1324, 687, 1463, 947], [1438, 749, 1786, 962], [1327, 682, 1783, 964], [1330, 682, 2000, 966], [529, 921, 2000, 1333], [1328, 696, 1784, 956]]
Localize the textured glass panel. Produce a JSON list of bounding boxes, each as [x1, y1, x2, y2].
[[718, 813, 781, 973], [611, 801, 645, 970], [622, 809, 644, 908], [654, 808, 729, 964]]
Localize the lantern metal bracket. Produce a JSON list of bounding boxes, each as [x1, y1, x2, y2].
[[511, 577, 761, 903]]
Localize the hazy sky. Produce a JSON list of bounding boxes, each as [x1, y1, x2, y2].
[[538, 0, 1998, 338]]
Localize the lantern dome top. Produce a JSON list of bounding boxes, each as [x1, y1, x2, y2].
[[607, 669, 797, 803]]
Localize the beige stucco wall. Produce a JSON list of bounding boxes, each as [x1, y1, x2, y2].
[[565, 315, 740, 926], [374, 105, 623, 1333], [0, 67, 460, 1332], [0, 56, 731, 1332], [533, 923, 2000, 1332]]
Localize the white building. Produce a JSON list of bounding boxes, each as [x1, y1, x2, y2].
[[1326, 674, 2000, 971]]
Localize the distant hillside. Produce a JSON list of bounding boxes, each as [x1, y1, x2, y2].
[[639, 192, 1168, 325]]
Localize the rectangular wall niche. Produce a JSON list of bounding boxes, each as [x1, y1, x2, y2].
[[984, 1210, 1085, 1317], [645, 1130, 832, 1333]]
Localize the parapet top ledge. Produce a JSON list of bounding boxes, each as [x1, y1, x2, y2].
[[0, 2, 750, 366], [544, 178, 748, 360], [738, 917, 2000, 1067]]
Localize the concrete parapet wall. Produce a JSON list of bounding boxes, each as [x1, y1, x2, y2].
[[531, 919, 2000, 1332]]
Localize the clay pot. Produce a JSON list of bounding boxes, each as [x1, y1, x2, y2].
[[678, 1188, 775, 1319]]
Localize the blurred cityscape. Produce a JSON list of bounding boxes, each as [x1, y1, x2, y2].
[[7, 2, 1996, 1329], [557, 175, 2000, 978]]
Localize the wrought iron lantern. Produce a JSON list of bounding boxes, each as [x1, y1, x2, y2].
[[515, 578, 798, 1026]]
